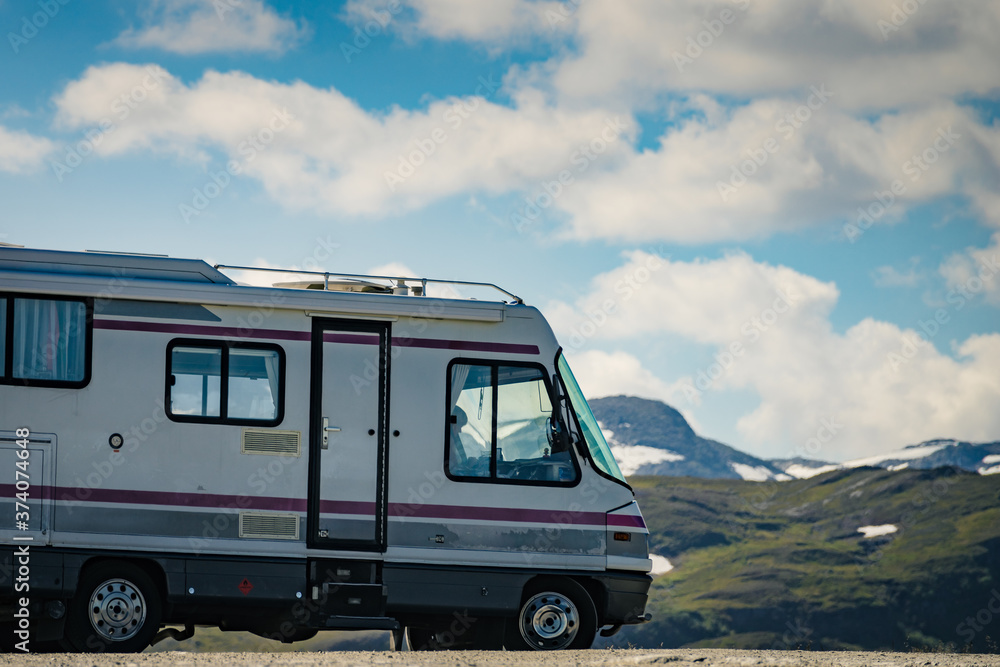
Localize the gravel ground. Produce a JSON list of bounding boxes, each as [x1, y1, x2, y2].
[[2, 650, 999, 667]]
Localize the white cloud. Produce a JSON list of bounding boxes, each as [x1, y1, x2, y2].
[[552, 100, 1000, 244], [53, 63, 632, 220], [939, 233, 1000, 306], [561, 349, 680, 406], [343, 0, 573, 44], [367, 262, 418, 278], [872, 260, 921, 288], [114, 0, 307, 55], [549, 251, 1000, 460], [0, 125, 55, 173], [394, 0, 1000, 111]]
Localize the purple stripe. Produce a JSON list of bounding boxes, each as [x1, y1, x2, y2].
[[94, 319, 537, 354], [16, 486, 616, 528], [94, 319, 310, 341], [388, 502, 606, 526], [395, 337, 539, 355], [0, 483, 54, 500], [45, 486, 306, 512], [608, 514, 647, 529], [322, 332, 380, 345], [320, 499, 376, 516]]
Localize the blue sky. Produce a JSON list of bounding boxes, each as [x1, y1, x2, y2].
[[1, 0, 999, 461]]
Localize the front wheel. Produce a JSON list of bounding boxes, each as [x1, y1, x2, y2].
[[65, 561, 162, 653], [505, 578, 597, 650]]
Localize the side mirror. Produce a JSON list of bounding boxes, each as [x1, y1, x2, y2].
[[549, 411, 570, 453]]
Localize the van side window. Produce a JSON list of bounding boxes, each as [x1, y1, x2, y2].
[[166, 339, 284, 426], [0, 295, 92, 387], [446, 360, 579, 485]]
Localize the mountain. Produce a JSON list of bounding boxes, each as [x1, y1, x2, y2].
[[592, 395, 1000, 481], [602, 467, 1000, 652], [591, 396, 791, 481], [774, 439, 1000, 479]]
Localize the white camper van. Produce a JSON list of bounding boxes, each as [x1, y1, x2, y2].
[[0, 246, 651, 653]]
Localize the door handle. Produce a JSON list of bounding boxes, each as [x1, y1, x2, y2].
[[322, 417, 342, 449]]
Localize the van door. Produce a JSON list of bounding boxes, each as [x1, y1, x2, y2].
[[0, 431, 54, 545], [308, 319, 390, 550]]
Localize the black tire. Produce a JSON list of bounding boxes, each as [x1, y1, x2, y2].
[[505, 578, 597, 650], [65, 561, 162, 653]]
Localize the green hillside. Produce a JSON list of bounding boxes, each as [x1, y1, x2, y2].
[[606, 467, 1000, 652]]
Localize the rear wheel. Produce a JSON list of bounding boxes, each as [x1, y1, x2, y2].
[[65, 561, 162, 653], [505, 578, 597, 650]]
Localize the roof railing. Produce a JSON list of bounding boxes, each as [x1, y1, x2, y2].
[[213, 264, 523, 304]]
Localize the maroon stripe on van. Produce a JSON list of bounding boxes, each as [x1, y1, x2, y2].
[[387, 502, 606, 526], [46, 485, 307, 512], [319, 500, 376, 516], [322, 332, 380, 345], [607, 514, 647, 529], [0, 483, 54, 500], [26, 487, 614, 528], [93, 319, 538, 354], [94, 319, 311, 341], [394, 338, 539, 355]]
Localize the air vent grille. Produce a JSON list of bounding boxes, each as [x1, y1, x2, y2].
[[239, 512, 300, 540], [242, 429, 301, 456]]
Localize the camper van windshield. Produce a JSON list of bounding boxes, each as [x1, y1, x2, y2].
[[556, 354, 627, 485]]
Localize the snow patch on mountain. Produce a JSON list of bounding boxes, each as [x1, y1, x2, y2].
[[649, 554, 674, 576], [601, 421, 685, 476], [844, 442, 952, 468], [858, 525, 898, 538], [784, 463, 841, 479], [612, 445, 685, 476], [731, 463, 790, 482]]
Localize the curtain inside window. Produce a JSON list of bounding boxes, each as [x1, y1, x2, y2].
[[449, 364, 471, 411], [13, 299, 86, 382], [264, 351, 280, 407]]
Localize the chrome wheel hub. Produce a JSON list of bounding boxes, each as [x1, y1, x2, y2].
[[89, 578, 146, 642], [518, 592, 579, 649]]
